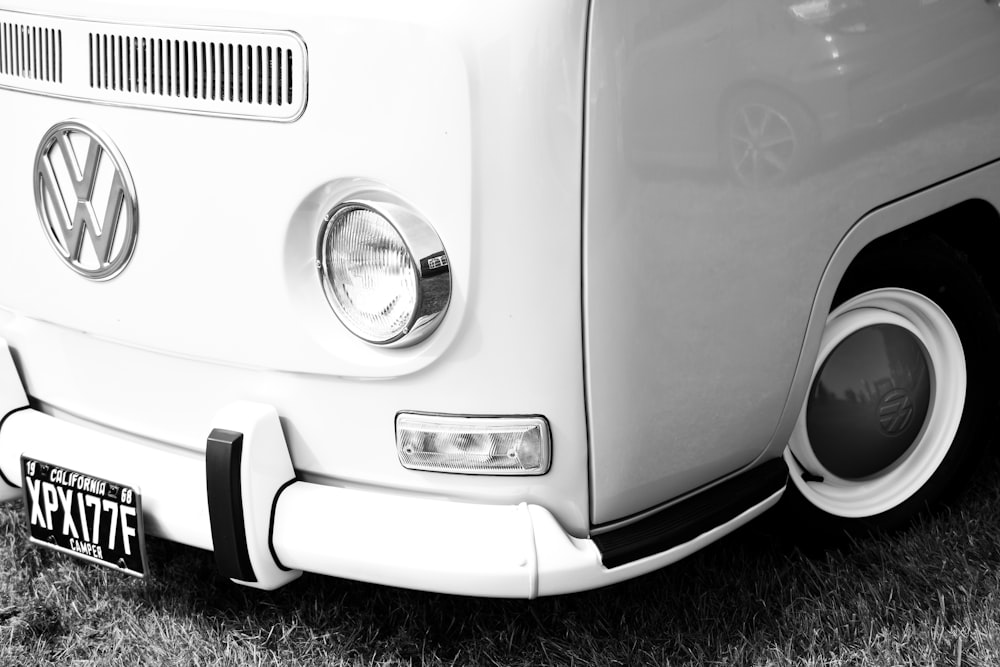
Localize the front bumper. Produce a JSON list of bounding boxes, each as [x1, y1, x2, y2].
[[0, 337, 782, 597]]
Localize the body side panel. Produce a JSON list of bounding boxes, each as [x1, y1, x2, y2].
[[585, 0, 1000, 524]]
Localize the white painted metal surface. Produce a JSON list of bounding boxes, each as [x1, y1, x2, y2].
[[0, 0, 592, 544], [1, 0, 999, 595], [583, 0, 1000, 524], [0, 354, 782, 596]]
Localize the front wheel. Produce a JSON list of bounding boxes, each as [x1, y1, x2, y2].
[[785, 235, 999, 531]]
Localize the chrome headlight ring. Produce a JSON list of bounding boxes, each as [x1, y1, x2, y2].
[[318, 191, 451, 347]]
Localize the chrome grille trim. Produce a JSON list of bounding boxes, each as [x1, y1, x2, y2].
[[0, 9, 307, 122]]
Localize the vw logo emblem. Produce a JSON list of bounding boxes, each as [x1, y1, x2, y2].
[[34, 120, 139, 280], [878, 387, 915, 436]]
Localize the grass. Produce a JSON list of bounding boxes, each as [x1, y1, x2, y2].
[[4, 455, 1000, 666]]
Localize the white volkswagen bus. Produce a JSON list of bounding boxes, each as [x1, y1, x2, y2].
[[2, 0, 999, 597]]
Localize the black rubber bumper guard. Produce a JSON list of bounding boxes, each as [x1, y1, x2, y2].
[[593, 459, 788, 569]]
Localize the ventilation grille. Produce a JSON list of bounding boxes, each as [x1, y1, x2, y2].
[[0, 21, 62, 82], [89, 34, 295, 107], [0, 9, 307, 122]]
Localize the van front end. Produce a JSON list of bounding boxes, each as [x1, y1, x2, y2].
[[1, 0, 798, 597], [0, 1, 610, 597]]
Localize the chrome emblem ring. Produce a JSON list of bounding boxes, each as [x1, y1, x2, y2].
[[34, 120, 139, 280]]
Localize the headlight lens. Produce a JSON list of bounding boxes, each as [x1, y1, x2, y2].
[[323, 205, 417, 343], [319, 196, 450, 346]]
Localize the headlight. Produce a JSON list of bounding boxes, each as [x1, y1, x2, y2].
[[319, 194, 451, 346]]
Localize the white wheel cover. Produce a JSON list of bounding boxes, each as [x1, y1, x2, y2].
[[785, 288, 966, 517]]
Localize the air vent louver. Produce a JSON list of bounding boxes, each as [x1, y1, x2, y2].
[[0, 9, 307, 122], [89, 35, 296, 108], [0, 21, 62, 82]]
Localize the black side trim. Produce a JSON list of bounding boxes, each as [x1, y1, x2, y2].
[[593, 459, 787, 569], [0, 406, 31, 488], [206, 428, 256, 583], [268, 477, 297, 572]]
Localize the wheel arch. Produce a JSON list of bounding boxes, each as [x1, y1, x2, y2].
[[757, 159, 1000, 465], [906, 198, 1000, 308]]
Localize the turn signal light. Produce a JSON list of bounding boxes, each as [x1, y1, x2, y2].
[[396, 413, 551, 475]]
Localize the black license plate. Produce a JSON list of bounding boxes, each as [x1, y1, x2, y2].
[[21, 456, 148, 577]]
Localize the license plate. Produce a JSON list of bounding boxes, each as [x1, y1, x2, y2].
[[21, 456, 148, 577]]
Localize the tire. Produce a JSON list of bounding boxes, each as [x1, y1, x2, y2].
[[720, 88, 818, 186], [784, 234, 1000, 533]]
